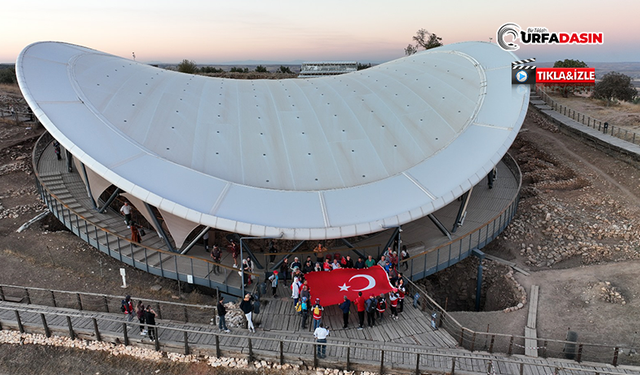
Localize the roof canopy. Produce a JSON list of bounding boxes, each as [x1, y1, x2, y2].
[[17, 41, 528, 240]]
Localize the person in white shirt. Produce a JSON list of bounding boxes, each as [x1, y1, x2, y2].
[[313, 323, 330, 358], [291, 276, 301, 305], [120, 202, 132, 228]]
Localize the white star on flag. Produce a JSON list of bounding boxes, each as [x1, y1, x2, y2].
[[338, 283, 350, 291]]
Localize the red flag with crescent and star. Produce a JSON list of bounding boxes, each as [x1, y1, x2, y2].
[[303, 266, 393, 306]]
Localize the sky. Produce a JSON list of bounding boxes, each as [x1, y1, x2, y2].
[[1, 0, 639, 65]]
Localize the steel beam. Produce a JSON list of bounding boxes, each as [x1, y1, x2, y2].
[[428, 214, 452, 240], [451, 188, 473, 233], [144, 202, 176, 253]]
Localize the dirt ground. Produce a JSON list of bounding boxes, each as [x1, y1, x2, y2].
[[2, 84, 640, 370]]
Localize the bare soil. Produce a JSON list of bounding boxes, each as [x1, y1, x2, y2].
[[2, 84, 640, 370]]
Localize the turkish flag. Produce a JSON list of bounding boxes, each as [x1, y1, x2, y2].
[[304, 266, 393, 306]]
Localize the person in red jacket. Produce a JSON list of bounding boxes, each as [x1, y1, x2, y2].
[[354, 292, 366, 330], [312, 298, 324, 330]]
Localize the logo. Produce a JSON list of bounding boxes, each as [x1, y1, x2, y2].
[[497, 23, 603, 51], [515, 70, 529, 83], [511, 58, 536, 85], [510, 58, 595, 86]]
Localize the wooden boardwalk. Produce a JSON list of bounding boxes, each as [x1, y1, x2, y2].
[[2, 300, 638, 375]]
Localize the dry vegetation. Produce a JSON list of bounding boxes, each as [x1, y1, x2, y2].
[[544, 89, 640, 131]]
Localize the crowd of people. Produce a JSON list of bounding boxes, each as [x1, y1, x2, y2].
[[281, 245, 409, 332], [120, 295, 158, 340]]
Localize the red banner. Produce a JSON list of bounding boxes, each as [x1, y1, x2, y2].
[[535, 68, 595, 85], [303, 266, 393, 306]]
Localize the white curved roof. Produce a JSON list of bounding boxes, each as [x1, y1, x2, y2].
[[17, 41, 528, 240]]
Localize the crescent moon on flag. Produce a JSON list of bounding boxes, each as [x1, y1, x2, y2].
[[349, 274, 376, 291]]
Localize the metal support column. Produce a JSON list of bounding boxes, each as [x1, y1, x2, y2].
[[180, 226, 210, 255], [98, 188, 121, 213], [472, 248, 485, 312], [65, 149, 73, 172], [271, 240, 306, 271], [144, 202, 176, 252], [428, 214, 452, 240], [451, 188, 472, 233], [340, 238, 365, 259], [80, 163, 97, 209], [240, 234, 284, 297]]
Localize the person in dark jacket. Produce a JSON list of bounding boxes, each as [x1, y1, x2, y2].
[[217, 296, 230, 332], [239, 294, 255, 333], [339, 295, 351, 328], [135, 300, 146, 335], [145, 305, 157, 340]]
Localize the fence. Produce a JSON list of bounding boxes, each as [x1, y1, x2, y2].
[[0, 284, 215, 323], [404, 278, 639, 367], [0, 303, 631, 375], [536, 87, 640, 146], [32, 132, 258, 297]]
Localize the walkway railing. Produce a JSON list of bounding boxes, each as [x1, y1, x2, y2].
[[398, 153, 521, 281], [536, 87, 640, 146], [0, 303, 630, 375], [32, 133, 257, 296], [0, 284, 215, 323], [404, 278, 639, 367]]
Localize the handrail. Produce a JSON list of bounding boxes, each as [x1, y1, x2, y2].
[[404, 277, 636, 366], [535, 87, 640, 146], [0, 303, 632, 375], [31, 134, 258, 279]]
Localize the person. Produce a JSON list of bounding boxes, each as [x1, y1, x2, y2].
[[53, 141, 62, 160], [400, 245, 410, 270], [145, 305, 157, 341], [339, 295, 351, 329], [135, 300, 146, 335], [300, 284, 311, 303], [377, 255, 388, 272], [130, 222, 142, 245], [217, 296, 230, 332], [268, 271, 279, 297], [389, 289, 399, 320], [397, 281, 406, 313], [280, 258, 291, 286], [487, 167, 496, 189], [365, 294, 377, 327], [210, 245, 222, 274], [314, 262, 322, 272], [343, 255, 354, 268], [121, 295, 134, 323], [312, 298, 324, 330], [203, 231, 210, 252], [268, 240, 278, 263], [229, 240, 239, 268], [240, 294, 255, 333], [331, 258, 341, 270], [364, 255, 376, 268], [354, 292, 366, 330], [313, 243, 325, 264], [323, 258, 332, 271], [300, 296, 310, 329], [242, 259, 251, 286], [120, 202, 132, 228], [354, 257, 365, 269], [376, 293, 387, 320], [313, 322, 330, 359], [291, 276, 301, 306], [302, 259, 314, 274], [290, 257, 301, 272]]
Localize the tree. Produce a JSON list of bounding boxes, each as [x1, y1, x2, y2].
[[200, 66, 224, 74], [404, 29, 443, 55], [0, 67, 16, 84], [255, 65, 268, 73], [230, 67, 249, 73], [278, 65, 293, 74], [592, 72, 638, 105], [552, 59, 589, 97], [177, 59, 198, 74], [553, 59, 588, 68]]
